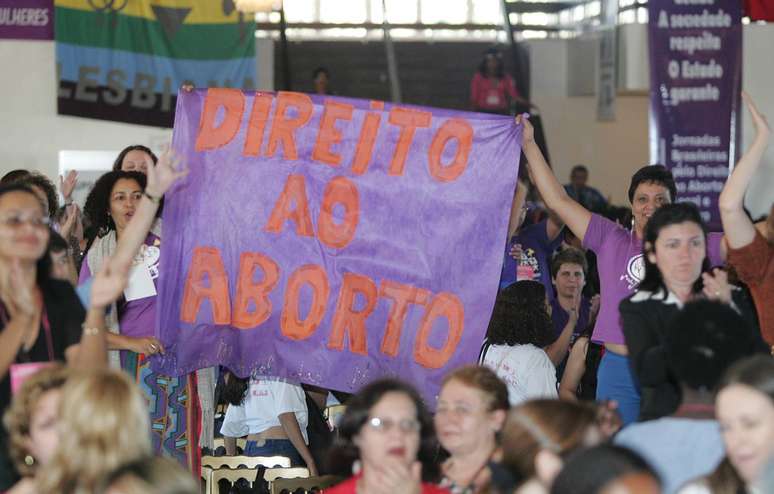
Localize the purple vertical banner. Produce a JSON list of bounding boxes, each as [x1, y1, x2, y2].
[[0, 0, 53, 40], [648, 0, 742, 230]]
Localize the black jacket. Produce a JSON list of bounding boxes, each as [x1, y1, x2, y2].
[[620, 287, 761, 421]]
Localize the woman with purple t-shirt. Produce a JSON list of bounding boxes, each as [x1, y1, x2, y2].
[[516, 115, 725, 425], [81, 166, 201, 472]]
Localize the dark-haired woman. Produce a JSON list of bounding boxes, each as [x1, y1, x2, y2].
[[470, 49, 531, 115], [219, 373, 317, 474], [621, 203, 759, 422], [326, 379, 446, 494], [678, 356, 774, 494], [479, 281, 558, 406], [112, 145, 157, 173], [516, 115, 725, 425], [0, 183, 119, 489], [80, 153, 202, 472]]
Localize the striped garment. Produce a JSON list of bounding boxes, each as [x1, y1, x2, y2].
[[55, 0, 256, 126]]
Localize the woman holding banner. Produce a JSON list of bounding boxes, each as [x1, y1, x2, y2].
[[516, 114, 725, 425], [80, 151, 202, 472]]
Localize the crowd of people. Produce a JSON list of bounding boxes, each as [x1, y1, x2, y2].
[[0, 65, 772, 493]]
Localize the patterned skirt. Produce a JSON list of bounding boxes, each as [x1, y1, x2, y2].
[[122, 352, 201, 474]]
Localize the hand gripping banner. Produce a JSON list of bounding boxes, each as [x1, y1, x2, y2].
[[154, 89, 521, 402]]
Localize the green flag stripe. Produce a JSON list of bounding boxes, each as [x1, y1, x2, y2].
[[55, 6, 255, 61]]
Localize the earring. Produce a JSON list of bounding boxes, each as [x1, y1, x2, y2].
[[24, 455, 34, 466]]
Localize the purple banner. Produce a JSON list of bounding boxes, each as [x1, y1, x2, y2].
[[0, 0, 53, 40], [648, 0, 742, 230], [153, 89, 521, 402]]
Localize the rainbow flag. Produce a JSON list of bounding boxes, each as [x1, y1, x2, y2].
[[55, 0, 255, 127]]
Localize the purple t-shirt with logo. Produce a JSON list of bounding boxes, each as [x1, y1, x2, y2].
[[499, 220, 563, 297], [583, 214, 723, 345], [79, 234, 161, 339]]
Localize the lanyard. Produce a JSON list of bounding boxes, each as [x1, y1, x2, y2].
[[40, 308, 55, 362], [0, 302, 55, 362]]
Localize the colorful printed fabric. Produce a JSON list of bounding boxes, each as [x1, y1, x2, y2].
[[123, 352, 201, 474], [54, 0, 255, 126]]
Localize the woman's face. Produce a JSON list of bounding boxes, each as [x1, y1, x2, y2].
[[0, 191, 50, 263], [121, 150, 151, 173], [647, 221, 705, 290], [26, 389, 61, 467], [355, 391, 421, 469], [50, 249, 73, 282], [553, 262, 585, 300], [435, 379, 504, 456], [717, 384, 774, 484], [109, 179, 142, 232], [631, 182, 671, 233]]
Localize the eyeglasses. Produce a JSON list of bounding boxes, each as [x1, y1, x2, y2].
[[0, 214, 50, 229], [366, 417, 421, 434]]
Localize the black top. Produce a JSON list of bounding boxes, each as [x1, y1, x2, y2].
[[620, 287, 761, 422], [0, 278, 84, 489], [0, 278, 84, 412]]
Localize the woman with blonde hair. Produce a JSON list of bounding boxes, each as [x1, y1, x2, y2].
[[435, 365, 509, 494], [37, 369, 151, 494], [3, 365, 71, 494], [97, 457, 198, 494]]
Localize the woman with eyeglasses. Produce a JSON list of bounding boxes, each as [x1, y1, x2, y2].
[[326, 379, 447, 494], [0, 182, 121, 490], [435, 366, 509, 494]]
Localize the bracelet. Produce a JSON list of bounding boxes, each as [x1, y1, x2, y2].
[[82, 325, 102, 336], [143, 191, 161, 204]]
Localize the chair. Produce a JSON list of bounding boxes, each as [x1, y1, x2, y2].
[[270, 475, 342, 494], [212, 436, 247, 452], [211, 468, 260, 491], [201, 456, 291, 494], [264, 467, 310, 494], [202, 455, 291, 469]]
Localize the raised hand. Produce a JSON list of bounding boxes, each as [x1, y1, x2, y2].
[[89, 261, 129, 310], [58, 203, 79, 240], [59, 170, 78, 203], [509, 242, 523, 261], [742, 91, 771, 143], [366, 458, 422, 494], [0, 260, 38, 322], [702, 268, 732, 304], [144, 146, 189, 198], [569, 291, 581, 323], [515, 113, 535, 143]]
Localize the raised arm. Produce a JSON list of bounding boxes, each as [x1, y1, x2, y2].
[[517, 114, 592, 242], [719, 92, 771, 249]]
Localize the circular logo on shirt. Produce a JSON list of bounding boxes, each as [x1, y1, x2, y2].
[[626, 254, 645, 284]]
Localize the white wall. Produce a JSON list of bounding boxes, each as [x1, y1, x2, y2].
[[0, 38, 274, 182], [526, 23, 774, 216], [2, 30, 772, 216]]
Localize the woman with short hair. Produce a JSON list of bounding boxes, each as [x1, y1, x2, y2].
[[435, 365, 509, 494]]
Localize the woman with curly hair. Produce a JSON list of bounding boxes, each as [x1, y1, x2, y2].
[[325, 379, 445, 494], [3, 365, 70, 494], [479, 280, 558, 406], [80, 154, 204, 473]]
